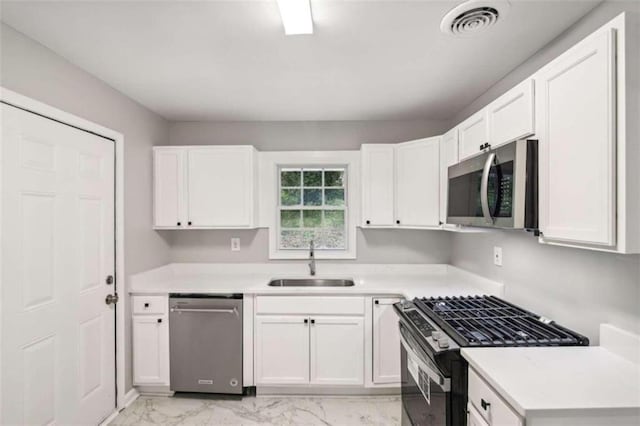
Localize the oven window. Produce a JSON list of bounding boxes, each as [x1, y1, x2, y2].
[[448, 161, 514, 218]]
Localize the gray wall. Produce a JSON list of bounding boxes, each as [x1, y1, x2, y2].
[[449, 1, 640, 344], [166, 228, 452, 264], [0, 23, 171, 392], [169, 119, 448, 150]]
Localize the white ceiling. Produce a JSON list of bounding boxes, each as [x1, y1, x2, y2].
[[1, 0, 599, 121]]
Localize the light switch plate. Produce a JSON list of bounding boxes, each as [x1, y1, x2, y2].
[[231, 237, 241, 251], [493, 246, 503, 266]]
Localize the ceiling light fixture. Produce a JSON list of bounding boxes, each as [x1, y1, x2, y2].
[[276, 0, 313, 35]]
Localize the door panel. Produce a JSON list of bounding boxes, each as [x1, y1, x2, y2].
[[537, 29, 616, 246], [255, 315, 309, 385], [488, 79, 535, 148], [153, 148, 184, 227], [1, 104, 116, 425], [458, 110, 489, 161], [132, 316, 169, 385], [440, 128, 459, 224], [361, 144, 395, 226], [395, 138, 440, 227], [373, 298, 401, 384], [310, 316, 364, 385]]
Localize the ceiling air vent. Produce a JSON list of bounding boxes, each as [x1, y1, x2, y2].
[[440, 0, 510, 36]]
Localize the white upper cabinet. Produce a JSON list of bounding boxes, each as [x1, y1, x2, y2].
[[439, 128, 459, 224], [361, 144, 396, 226], [395, 137, 441, 227], [361, 138, 440, 229], [153, 145, 258, 229], [487, 79, 535, 148], [153, 148, 186, 227], [458, 109, 489, 161], [536, 28, 616, 247]]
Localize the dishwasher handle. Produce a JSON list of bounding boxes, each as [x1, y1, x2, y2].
[[170, 307, 238, 316]]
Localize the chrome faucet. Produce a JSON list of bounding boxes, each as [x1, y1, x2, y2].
[[309, 239, 316, 276]]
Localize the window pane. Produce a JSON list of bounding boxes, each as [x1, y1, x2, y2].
[[303, 210, 322, 227], [303, 170, 322, 187], [324, 170, 344, 187], [324, 189, 345, 206], [322, 229, 346, 249], [281, 189, 300, 206], [281, 171, 301, 187], [280, 210, 301, 228], [324, 210, 345, 228], [303, 189, 322, 206]]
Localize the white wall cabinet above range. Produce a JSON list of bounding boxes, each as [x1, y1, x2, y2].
[[457, 109, 490, 162], [153, 145, 259, 229], [361, 137, 441, 229]]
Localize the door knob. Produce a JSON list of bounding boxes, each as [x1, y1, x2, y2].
[[105, 293, 119, 305]]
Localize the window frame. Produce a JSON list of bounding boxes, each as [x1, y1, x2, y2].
[[277, 166, 348, 251], [262, 151, 359, 260]]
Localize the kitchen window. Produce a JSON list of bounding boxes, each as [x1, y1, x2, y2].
[[278, 167, 347, 250]]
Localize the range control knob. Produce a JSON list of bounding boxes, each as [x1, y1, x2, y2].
[[438, 337, 450, 349], [431, 331, 442, 341]]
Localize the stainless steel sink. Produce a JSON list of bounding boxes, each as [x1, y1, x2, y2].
[[268, 278, 355, 287]]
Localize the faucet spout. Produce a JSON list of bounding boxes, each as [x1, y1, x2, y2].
[[309, 240, 316, 276]]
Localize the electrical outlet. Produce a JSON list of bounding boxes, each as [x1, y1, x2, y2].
[[231, 237, 241, 251], [493, 246, 503, 266]]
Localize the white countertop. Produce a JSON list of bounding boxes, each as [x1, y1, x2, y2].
[[462, 345, 640, 417], [129, 263, 504, 299]]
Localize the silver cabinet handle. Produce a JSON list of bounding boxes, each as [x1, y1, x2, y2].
[[480, 152, 496, 224], [170, 307, 238, 315]]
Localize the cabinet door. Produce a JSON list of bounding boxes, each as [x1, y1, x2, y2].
[[361, 144, 395, 226], [187, 146, 255, 227], [537, 29, 616, 246], [458, 109, 489, 161], [440, 128, 459, 224], [310, 316, 364, 385], [255, 315, 309, 385], [488, 79, 535, 148], [153, 148, 185, 228], [395, 137, 440, 227], [467, 403, 490, 426], [132, 315, 169, 385], [372, 298, 401, 384]]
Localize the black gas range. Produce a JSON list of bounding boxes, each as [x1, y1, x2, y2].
[[394, 295, 589, 426]]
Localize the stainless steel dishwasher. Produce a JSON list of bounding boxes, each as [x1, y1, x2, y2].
[[169, 294, 243, 394]]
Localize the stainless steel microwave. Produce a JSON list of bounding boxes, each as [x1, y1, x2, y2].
[[447, 139, 538, 229]]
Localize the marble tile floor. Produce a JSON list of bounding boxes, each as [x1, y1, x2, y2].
[[110, 395, 401, 426]]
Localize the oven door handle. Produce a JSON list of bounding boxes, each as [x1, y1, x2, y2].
[[480, 152, 496, 224], [399, 330, 451, 392]]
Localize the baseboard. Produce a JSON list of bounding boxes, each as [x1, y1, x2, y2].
[[257, 386, 400, 396], [122, 388, 140, 409]]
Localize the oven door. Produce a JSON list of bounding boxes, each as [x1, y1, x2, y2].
[[400, 324, 451, 426], [447, 139, 537, 229]]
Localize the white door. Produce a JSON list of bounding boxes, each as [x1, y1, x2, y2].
[[458, 109, 489, 161], [360, 144, 395, 226], [395, 137, 440, 227], [487, 79, 535, 149], [1, 104, 116, 424], [255, 315, 309, 385], [187, 146, 255, 227], [132, 315, 169, 385], [309, 316, 364, 385], [372, 298, 401, 384], [440, 128, 459, 224], [153, 147, 185, 228], [537, 29, 616, 246]]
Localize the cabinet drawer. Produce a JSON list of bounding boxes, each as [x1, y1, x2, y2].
[[255, 296, 364, 315], [468, 368, 523, 426], [132, 295, 168, 315]]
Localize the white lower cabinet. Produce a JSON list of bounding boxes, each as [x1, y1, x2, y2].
[[372, 298, 401, 384], [132, 315, 169, 385], [255, 315, 310, 385], [254, 296, 365, 387], [468, 368, 523, 426], [310, 316, 364, 385]]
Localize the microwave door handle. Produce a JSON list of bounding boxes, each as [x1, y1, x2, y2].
[[481, 152, 496, 224]]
